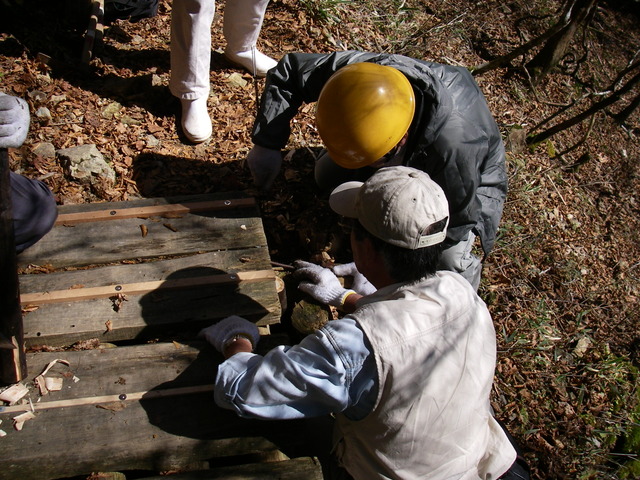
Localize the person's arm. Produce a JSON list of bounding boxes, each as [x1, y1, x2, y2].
[[251, 51, 383, 150], [215, 318, 375, 420], [222, 335, 253, 358], [341, 291, 362, 314]]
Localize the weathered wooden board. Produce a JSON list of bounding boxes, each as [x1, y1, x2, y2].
[[14, 194, 281, 347], [0, 194, 295, 479], [138, 457, 324, 480], [0, 343, 309, 480], [17, 198, 264, 269]]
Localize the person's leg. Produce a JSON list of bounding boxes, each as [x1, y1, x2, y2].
[[438, 231, 482, 290], [10, 172, 57, 253], [169, 0, 215, 143], [222, 0, 277, 77], [301, 416, 354, 480], [496, 418, 531, 480]]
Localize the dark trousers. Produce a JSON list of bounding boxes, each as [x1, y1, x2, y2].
[[10, 172, 57, 253], [497, 419, 531, 480]]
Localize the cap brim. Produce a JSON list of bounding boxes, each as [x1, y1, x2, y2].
[[329, 181, 364, 218]]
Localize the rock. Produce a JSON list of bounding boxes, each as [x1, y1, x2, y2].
[[32, 142, 56, 159], [226, 72, 248, 88], [57, 144, 116, 185], [146, 134, 161, 148], [506, 126, 527, 154], [35, 106, 52, 122], [50, 94, 66, 105], [102, 101, 123, 119]]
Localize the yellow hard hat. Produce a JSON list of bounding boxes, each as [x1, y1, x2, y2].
[[316, 62, 415, 169]]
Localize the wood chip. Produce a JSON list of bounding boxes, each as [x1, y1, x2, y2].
[[140, 224, 148, 237], [96, 402, 127, 412], [34, 375, 49, 396], [0, 384, 29, 405], [45, 377, 63, 392], [13, 411, 36, 431], [163, 222, 178, 232]]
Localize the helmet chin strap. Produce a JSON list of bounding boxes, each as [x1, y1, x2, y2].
[[370, 133, 409, 169]]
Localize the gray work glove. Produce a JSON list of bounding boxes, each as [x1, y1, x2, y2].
[[198, 315, 260, 354], [332, 262, 376, 296], [246, 144, 282, 192], [0, 93, 30, 149], [294, 260, 355, 308]]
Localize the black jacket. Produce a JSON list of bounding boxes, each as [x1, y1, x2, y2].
[[252, 51, 507, 255]]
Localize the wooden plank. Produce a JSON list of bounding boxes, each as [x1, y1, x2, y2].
[[19, 251, 281, 347], [138, 458, 324, 480], [17, 214, 267, 269], [0, 342, 308, 480], [20, 269, 275, 305], [55, 197, 256, 225], [81, 0, 105, 63], [22, 280, 280, 347], [50, 193, 253, 215], [17, 193, 265, 270], [19, 249, 272, 294]]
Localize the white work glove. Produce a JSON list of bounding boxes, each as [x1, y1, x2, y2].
[[246, 144, 282, 192], [0, 93, 30, 149], [198, 315, 260, 354], [332, 262, 376, 296], [294, 260, 355, 308]]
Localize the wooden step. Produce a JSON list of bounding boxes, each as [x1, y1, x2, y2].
[[0, 341, 315, 480], [16, 193, 281, 348], [0, 193, 298, 479], [138, 457, 324, 479]]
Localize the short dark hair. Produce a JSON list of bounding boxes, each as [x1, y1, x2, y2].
[[352, 219, 445, 282]]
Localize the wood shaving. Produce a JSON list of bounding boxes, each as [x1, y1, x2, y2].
[[39, 359, 70, 377], [13, 411, 36, 431], [163, 223, 178, 232], [44, 377, 63, 391], [0, 384, 29, 405], [96, 402, 127, 412], [34, 375, 49, 396]]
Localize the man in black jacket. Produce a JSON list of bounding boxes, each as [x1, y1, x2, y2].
[[246, 51, 507, 289]]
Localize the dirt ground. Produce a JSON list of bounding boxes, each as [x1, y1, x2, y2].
[[1, 0, 640, 478]]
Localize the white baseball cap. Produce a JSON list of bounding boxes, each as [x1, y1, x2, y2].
[[329, 166, 449, 250]]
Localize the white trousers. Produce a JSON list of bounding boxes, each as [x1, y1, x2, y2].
[[169, 0, 270, 100]]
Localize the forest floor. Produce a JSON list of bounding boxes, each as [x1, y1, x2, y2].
[[1, 0, 640, 478]]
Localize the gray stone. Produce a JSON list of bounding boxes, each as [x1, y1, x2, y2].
[[32, 142, 56, 159], [57, 144, 116, 185], [35, 106, 52, 122]]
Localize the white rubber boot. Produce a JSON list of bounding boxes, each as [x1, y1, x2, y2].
[[223, 0, 278, 77], [224, 48, 277, 77], [181, 96, 212, 143]]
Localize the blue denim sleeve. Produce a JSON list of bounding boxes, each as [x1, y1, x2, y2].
[[214, 317, 376, 420]]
